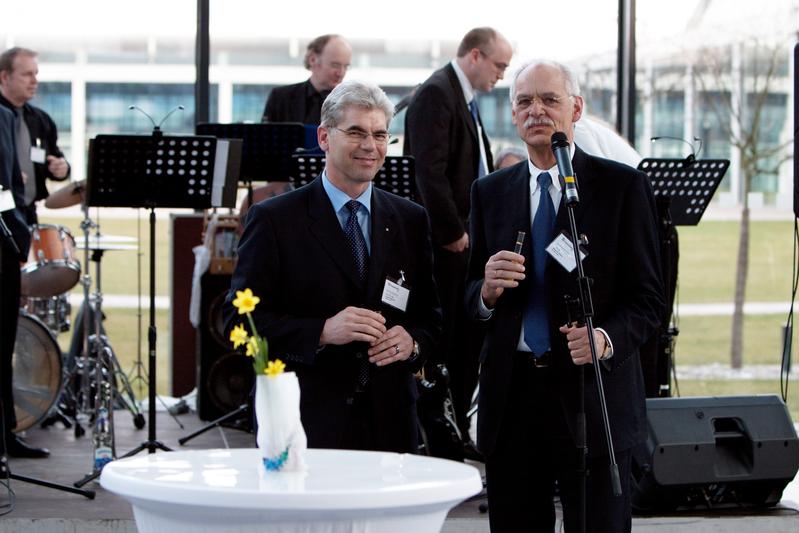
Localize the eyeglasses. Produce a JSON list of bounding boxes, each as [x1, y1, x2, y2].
[[513, 94, 572, 110], [330, 127, 391, 145], [478, 50, 509, 73]]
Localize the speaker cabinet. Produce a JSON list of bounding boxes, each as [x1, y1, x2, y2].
[[632, 395, 799, 512], [196, 272, 254, 421]]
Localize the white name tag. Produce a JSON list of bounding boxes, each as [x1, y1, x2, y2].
[[0, 189, 16, 212], [381, 278, 410, 312], [546, 232, 587, 273], [30, 146, 46, 164]]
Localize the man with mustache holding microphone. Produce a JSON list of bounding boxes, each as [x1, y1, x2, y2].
[[465, 60, 664, 532]]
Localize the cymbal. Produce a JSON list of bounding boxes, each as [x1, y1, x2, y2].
[[45, 180, 86, 209], [76, 234, 138, 245], [76, 243, 138, 251]]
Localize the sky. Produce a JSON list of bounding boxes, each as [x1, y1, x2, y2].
[[0, 0, 721, 61]]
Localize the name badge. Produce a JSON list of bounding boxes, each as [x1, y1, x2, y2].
[[381, 270, 410, 312], [0, 188, 15, 212], [30, 146, 46, 164], [546, 231, 587, 272]]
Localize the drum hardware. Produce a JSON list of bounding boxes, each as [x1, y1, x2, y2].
[[22, 293, 72, 333], [70, 206, 147, 488]]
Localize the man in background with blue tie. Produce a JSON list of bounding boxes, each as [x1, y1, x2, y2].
[[404, 28, 513, 456], [465, 61, 664, 532], [227, 80, 441, 453]]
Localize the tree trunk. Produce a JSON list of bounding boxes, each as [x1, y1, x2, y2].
[[730, 205, 750, 369]]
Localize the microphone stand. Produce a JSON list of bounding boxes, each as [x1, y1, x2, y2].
[[561, 180, 622, 533]]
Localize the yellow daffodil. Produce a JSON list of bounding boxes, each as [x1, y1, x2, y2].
[[265, 359, 286, 377], [230, 323, 249, 349], [246, 337, 259, 357], [233, 288, 260, 315]]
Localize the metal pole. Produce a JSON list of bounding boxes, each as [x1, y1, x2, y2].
[[195, 0, 210, 125], [616, 0, 637, 144]]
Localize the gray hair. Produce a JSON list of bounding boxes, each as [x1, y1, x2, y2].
[[320, 80, 394, 128], [494, 146, 528, 168], [509, 60, 581, 104]]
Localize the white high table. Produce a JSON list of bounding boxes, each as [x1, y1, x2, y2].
[[100, 448, 482, 533]]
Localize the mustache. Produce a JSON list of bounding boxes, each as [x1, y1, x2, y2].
[[523, 117, 555, 128]]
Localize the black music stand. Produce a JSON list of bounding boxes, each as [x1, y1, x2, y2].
[[78, 132, 241, 482], [636, 157, 729, 396], [197, 123, 305, 207], [292, 154, 418, 203]]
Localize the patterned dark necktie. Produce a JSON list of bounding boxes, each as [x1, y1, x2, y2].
[[344, 199, 368, 282], [468, 100, 487, 179], [523, 172, 556, 357], [344, 199, 371, 387]]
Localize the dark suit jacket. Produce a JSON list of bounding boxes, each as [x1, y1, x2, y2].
[[404, 63, 493, 246], [465, 147, 664, 458], [225, 177, 441, 452], [262, 80, 323, 125], [0, 105, 29, 259], [0, 93, 69, 205]]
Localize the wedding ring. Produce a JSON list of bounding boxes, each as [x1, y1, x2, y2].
[[394, 345, 400, 355]]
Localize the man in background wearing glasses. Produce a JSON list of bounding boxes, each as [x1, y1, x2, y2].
[[404, 27, 513, 459], [229, 80, 441, 453], [262, 34, 352, 125]]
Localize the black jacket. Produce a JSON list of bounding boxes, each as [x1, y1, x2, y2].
[[0, 93, 69, 205]]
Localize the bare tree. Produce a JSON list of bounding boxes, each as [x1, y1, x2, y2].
[[694, 38, 793, 368]]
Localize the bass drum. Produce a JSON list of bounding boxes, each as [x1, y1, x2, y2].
[[12, 311, 63, 432]]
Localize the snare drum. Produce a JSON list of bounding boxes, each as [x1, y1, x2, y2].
[[12, 311, 63, 432], [21, 223, 81, 297], [23, 293, 72, 333]]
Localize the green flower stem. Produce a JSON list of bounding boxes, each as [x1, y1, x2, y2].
[[245, 312, 269, 375]]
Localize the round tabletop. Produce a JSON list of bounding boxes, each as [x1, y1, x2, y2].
[[101, 448, 482, 512]]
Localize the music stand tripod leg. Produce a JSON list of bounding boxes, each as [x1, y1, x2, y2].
[[178, 404, 249, 446]]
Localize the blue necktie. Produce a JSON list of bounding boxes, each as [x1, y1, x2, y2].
[[344, 200, 369, 282], [468, 100, 486, 179], [523, 172, 556, 356]]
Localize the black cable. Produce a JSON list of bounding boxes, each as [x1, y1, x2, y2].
[[671, 276, 681, 398], [780, 217, 798, 402]]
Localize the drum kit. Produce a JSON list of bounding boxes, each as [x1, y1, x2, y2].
[[12, 180, 144, 446]]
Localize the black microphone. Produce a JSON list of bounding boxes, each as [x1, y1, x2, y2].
[[551, 132, 579, 206]]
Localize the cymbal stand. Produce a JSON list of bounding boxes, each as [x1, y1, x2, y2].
[[72, 209, 145, 487], [126, 210, 147, 398]]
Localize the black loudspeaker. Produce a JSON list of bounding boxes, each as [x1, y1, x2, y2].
[[632, 395, 799, 512], [196, 273, 254, 421]]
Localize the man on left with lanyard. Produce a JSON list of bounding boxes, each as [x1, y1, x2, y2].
[[227, 80, 441, 453], [0, 47, 70, 224]]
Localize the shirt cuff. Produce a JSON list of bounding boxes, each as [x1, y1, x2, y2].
[[477, 295, 494, 321], [595, 327, 614, 360]]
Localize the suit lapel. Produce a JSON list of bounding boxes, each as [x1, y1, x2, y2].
[[444, 64, 478, 142], [554, 146, 597, 234], [306, 178, 363, 289]]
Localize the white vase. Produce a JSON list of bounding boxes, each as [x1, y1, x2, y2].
[[254, 371, 308, 472]]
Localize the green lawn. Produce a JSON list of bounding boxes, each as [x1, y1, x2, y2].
[[677, 220, 795, 302], [35, 213, 172, 297], [675, 380, 799, 422]]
